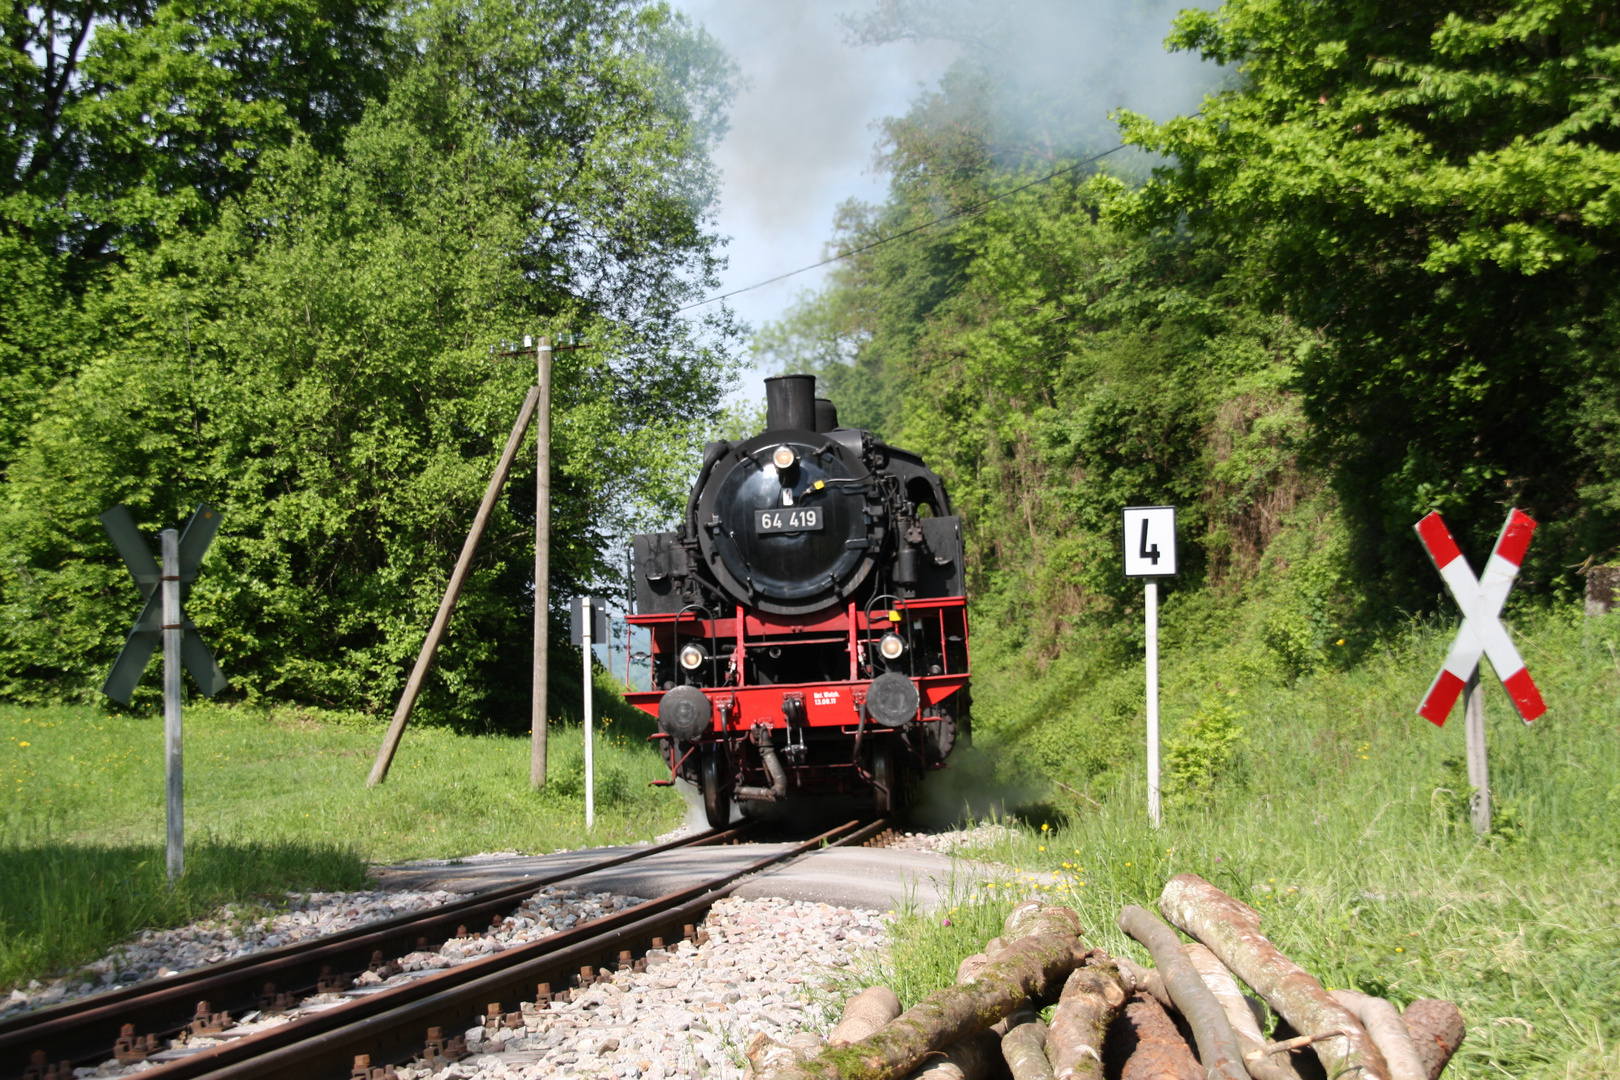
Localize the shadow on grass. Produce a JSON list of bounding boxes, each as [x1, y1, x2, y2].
[[0, 837, 369, 990]]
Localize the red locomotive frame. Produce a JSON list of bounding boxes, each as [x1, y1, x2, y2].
[[625, 596, 970, 788]]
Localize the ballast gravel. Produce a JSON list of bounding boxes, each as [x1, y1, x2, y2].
[[0, 889, 469, 1020], [392, 896, 888, 1080], [879, 822, 1016, 854]]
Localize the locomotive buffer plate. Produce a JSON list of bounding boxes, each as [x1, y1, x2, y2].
[[755, 507, 824, 534]]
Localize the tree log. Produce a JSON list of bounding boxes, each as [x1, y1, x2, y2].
[[958, 954, 991, 984], [1004, 901, 1047, 939], [1119, 905, 1250, 1080], [832, 988, 905, 1046], [1185, 942, 1300, 1080], [1401, 1000, 1465, 1080], [1115, 958, 1173, 1012], [773, 907, 1085, 1080], [1158, 875, 1389, 1080], [1331, 991, 1425, 1080], [1110, 992, 1204, 1080], [1044, 953, 1128, 1080], [905, 1031, 1001, 1080], [750, 1032, 830, 1080], [1000, 1007, 1053, 1080]]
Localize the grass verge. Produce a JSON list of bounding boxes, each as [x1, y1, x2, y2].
[[0, 674, 684, 990], [862, 606, 1620, 1080]]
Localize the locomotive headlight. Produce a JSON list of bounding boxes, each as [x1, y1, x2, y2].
[[772, 444, 797, 470], [679, 643, 708, 671], [878, 632, 906, 661]]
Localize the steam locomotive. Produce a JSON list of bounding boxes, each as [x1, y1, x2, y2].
[[625, 374, 971, 827]]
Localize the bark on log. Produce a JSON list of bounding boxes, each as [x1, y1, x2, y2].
[[832, 988, 905, 1047], [904, 1031, 1001, 1080], [1110, 992, 1204, 1080], [1000, 1008, 1053, 1080], [1005, 902, 1047, 940], [1119, 905, 1250, 1080], [1044, 954, 1128, 1080], [774, 907, 1085, 1080], [1116, 958, 1173, 1012], [958, 954, 991, 984], [1185, 943, 1300, 1080], [1158, 875, 1389, 1080], [1401, 1001, 1465, 1080], [1331, 991, 1425, 1080], [750, 1032, 830, 1080]]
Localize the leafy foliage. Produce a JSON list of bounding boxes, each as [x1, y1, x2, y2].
[[1115, 0, 1620, 605], [0, 0, 741, 722], [764, 0, 1620, 788]]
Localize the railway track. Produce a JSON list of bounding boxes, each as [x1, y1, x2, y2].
[[6, 818, 891, 1080]]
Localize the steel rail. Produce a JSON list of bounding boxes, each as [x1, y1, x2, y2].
[[160, 818, 881, 1080], [2, 822, 755, 1079]]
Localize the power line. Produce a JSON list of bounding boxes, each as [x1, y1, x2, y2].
[[676, 141, 1130, 314]]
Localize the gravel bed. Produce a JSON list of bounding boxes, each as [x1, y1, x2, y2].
[[0, 889, 468, 1020], [878, 822, 1018, 854], [394, 896, 887, 1080], [37, 886, 646, 1077]]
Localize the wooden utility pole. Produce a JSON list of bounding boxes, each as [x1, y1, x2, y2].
[[368, 385, 541, 786], [532, 336, 552, 790]]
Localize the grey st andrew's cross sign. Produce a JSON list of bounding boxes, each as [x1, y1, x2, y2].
[[100, 503, 228, 704]]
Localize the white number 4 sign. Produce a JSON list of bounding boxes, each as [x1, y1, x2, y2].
[[1123, 506, 1178, 577]]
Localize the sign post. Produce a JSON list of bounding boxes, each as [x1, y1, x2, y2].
[[1414, 508, 1546, 834], [1123, 505, 1178, 828], [534, 336, 552, 791], [571, 596, 608, 828], [100, 504, 228, 879]]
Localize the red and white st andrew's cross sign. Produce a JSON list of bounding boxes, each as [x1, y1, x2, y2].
[[1414, 508, 1547, 725]]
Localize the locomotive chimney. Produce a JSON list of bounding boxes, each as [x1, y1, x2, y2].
[[764, 374, 816, 431], [813, 398, 839, 433]]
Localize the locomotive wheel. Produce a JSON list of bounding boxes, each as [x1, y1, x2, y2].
[[701, 743, 731, 829], [870, 737, 894, 815]]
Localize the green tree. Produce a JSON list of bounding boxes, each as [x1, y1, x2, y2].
[[1115, 0, 1620, 603], [0, 0, 393, 464], [0, 0, 740, 722]]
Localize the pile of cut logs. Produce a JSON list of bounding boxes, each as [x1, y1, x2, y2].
[[747, 874, 1464, 1080]]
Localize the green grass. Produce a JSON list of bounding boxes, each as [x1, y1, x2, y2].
[[866, 606, 1620, 1080], [0, 676, 685, 991]]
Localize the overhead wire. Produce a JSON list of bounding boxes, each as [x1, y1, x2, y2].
[[674, 141, 1131, 314]]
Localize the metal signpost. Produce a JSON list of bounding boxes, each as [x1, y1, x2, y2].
[[1414, 508, 1546, 834], [571, 596, 608, 828], [1123, 505, 1178, 828], [100, 504, 229, 879]]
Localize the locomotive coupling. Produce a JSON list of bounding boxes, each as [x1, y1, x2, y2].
[[733, 723, 788, 803]]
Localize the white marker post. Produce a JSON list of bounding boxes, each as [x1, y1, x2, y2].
[[572, 596, 607, 829], [1123, 506, 1178, 829], [160, 528, 184, 879]]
